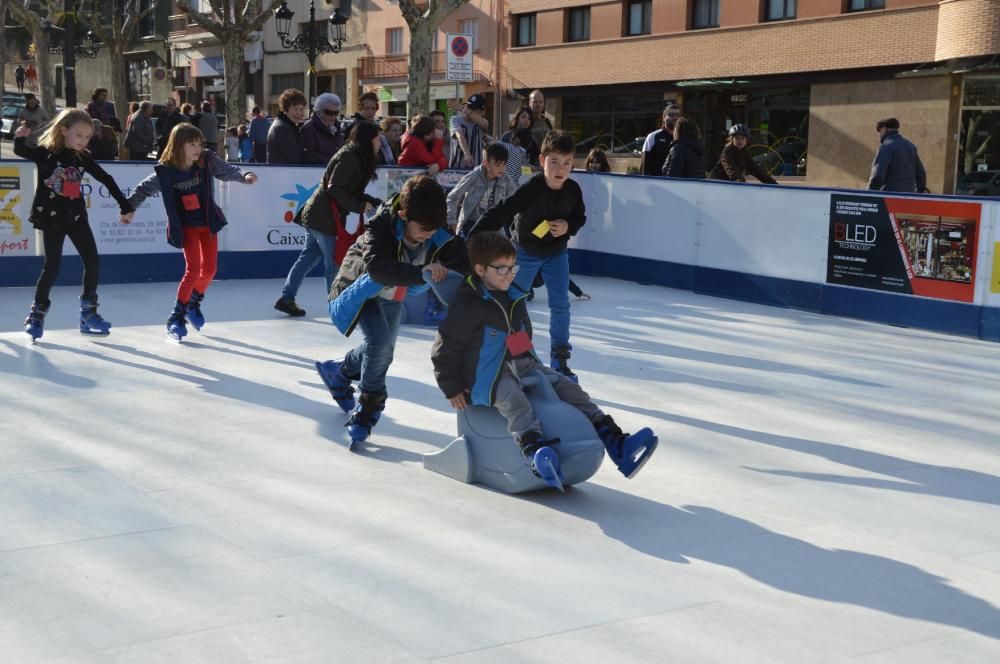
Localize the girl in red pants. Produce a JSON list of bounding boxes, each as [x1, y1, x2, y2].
[[123, 123, 257, 341]]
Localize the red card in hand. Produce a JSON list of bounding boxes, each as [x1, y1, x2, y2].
[[62, 180, 81, 199], [181, 193, 201, 211], [392, 286, 408, 301], [506, 330, 533, 356]]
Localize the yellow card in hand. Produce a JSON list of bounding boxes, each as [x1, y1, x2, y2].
[[532, 219, 551, 238]]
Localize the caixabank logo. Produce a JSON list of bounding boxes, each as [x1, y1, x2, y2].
[[268, 182, 318, 245]]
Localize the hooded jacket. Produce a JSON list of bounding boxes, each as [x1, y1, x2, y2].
[[662, 136, 706, 179]]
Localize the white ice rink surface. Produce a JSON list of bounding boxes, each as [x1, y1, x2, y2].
[[1, 276, 999, 663]]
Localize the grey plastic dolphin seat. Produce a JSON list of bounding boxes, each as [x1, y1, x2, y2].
[[423, 371, 606, 493]]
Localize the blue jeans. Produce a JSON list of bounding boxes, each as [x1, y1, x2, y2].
[[342, 299, 403, 395], [512, 248, 571, 350], [281, 228, 336, 300]]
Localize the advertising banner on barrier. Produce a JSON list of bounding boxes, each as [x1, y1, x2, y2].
[[221, 165, 325, 251], [827, 194, 982, 303], [0, 162, 35, 257]]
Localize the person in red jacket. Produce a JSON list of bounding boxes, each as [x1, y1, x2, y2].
[[398, 114, 447, 175]]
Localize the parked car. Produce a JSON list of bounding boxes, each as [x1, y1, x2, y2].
[[956, 170, 1000, 196]]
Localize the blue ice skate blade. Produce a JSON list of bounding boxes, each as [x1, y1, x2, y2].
[[533, 447, 564, 492], [617, 428, 659, 479], [423, 369, 605, 494]]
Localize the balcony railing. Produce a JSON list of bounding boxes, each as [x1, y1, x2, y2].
[[359, 50, 488, 82]]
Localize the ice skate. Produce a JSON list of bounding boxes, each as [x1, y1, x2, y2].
[[316, 359, 356, 412]]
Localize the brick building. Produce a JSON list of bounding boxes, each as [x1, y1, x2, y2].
[[503, 0, 1000, 191]]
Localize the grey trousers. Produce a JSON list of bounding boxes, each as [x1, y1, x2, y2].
[[493, 355, 604, 444]]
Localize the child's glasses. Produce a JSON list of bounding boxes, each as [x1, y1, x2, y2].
[[488, 264, 519, 276]]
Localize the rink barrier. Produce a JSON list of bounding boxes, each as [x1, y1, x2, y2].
[[1, 160, 998, 342]]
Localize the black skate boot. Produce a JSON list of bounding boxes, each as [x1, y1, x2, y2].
[[550, 345, 578, 383], [187, 290, 206, 331], [519, 431, 565, 492], [166, 300, 188, 341], [346, 390, 387, 444], [79, 296, 111, 336], [274, 297, 306, 317], [24, 301, 49, 342], [595, 415, 659, 479]]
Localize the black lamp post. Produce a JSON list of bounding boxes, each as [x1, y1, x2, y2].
[[41, 0, 104, 108], [273, 0, 349, 103]]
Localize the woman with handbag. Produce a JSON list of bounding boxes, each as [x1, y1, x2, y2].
[[275, 121, 383, 317]]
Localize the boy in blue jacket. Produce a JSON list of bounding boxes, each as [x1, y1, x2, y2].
[[317, 176, 468, 443], [431, 232, 658, 483], [472, 131, 585, 380]]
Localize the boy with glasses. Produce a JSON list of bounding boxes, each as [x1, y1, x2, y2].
[[431, 232, 659, 485]]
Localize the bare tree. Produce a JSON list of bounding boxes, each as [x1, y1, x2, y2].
[[7, 1, 60, 116], [177, 0, 283, 128], [397, 0, 471, 115], [0, 0, 8, 157], [75, 0, 157, 118]]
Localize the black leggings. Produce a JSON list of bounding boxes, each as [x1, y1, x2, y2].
[[35, 221, 100, 305]]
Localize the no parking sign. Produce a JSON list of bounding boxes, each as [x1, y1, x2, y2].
[[446, 33, 473, 82]]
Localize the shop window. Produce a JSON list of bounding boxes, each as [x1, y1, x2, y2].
[[564, 94, 663, 157], [691, 0, 719, 29], [270, 72, 304, 95], [515, 14, 536, 47], [459, 19, 478, 50], [848, 0, 885, 11], [626, 1, 652, 36], [956, 77, 1000, 189], [567, 7, 590, 42], [387, 28, 404, 54], [766, 0, 796, 21]]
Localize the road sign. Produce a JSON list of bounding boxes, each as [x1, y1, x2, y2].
[[446, 33, 473, 82]]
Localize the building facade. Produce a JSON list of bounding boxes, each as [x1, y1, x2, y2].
[[504, 0, 1000, 191]]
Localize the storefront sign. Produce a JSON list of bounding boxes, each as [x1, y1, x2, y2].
[[827, 194, 982, 302], [446, 34, 473, 82]]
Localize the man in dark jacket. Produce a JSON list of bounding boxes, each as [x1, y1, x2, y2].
[[267, 88, 308, 164], [640, 104, 680, 176], [300, 92, 345, 164], [315, 176, 468, 445], [156, 98, 186, 155], [248, 106, 271, 163], [123, 101, 154, 160], [868, 118, 928, 193]]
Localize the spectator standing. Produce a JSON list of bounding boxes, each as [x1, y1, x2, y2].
[[14, 64, 26, 92], [238, 124, 253, 162], [16, 94, 49, 147], [25, 64, 37, 91], [225, 127, 240, 162], [156, 98, 186, 156], [87, 119, 118, 161], [449, 94, 488, 169], [300, 93, 345, 164], [430, 110, 451, 163], [197, 101, 219, 153], [528, 90, 554, 148], [342, 91, 379, 137], [398, 114, 447, 175], [662, 117, 706, 179], [86, 88, 117, 126], [248, 106, 271, 163], [640, 104, 679, 176], [585, 148, 611, 172], [501, 106, 540, 167], [708, 124, 777, 184], [267, 88, 308, 164], [123, 101, 154, 160], [378, 116, 402, 165], [867, 118, 928, 193]]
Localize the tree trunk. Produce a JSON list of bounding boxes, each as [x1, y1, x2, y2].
[[407, 21, 435, 116], [0, 0, 7, 158], [223, 33, 247, 130], [33, 30, 56, 115], [107, 41, 129, 122]]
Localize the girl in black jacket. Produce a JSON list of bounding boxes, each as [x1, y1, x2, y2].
[[663, 117, 706, 179], [16, 110, 133, 341]]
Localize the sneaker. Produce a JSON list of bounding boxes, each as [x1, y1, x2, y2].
[[274, 298, 306, 317]]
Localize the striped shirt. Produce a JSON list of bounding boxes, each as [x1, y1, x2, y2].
[[497, 142, 529, 186]]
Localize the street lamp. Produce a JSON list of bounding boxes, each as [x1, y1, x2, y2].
[[41, 0, 105, 108], [273, 0, 349, 102]]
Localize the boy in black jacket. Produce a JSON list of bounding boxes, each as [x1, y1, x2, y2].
[[431, 232, 658, 482], [317, 176, 468, 444], [473, 131, 585, 381]]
